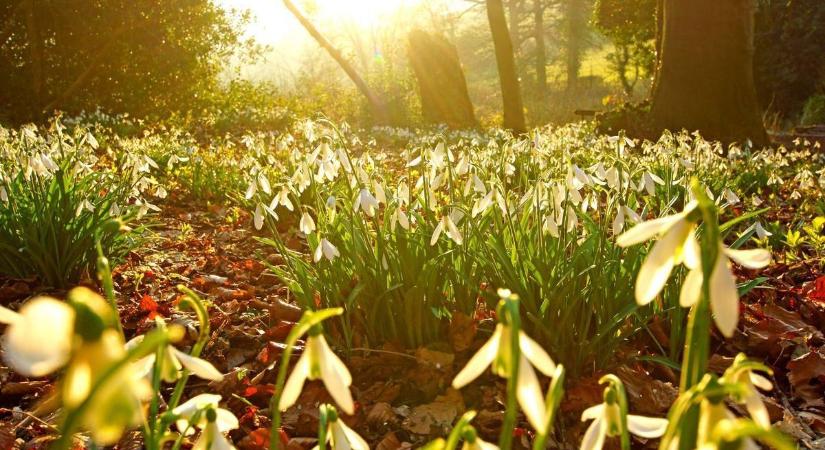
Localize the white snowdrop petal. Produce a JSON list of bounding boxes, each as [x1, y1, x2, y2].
[[452, 326, 501, 389], [616, 214, 682, 247], [279, 352, 310, 411], [3, 297, 74, 377], [635, 220, 691, 305], [679, 268, 703, 308], [749, 373, 773, 391], [173, 348, 224, 381], [516, 356, 547, 433], [580, 416, 606, 450], [581, 404, 605, 421], [724, 248, 771, 270], [709, 254, 740, 338], [340, 420, 370, 450], [518, 331, 555, 376], [626, 414, 668, 438]]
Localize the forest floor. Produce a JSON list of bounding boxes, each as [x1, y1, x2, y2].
[[1, 193, 824, 450]]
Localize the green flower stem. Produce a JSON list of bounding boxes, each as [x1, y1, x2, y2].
[[95, 242, 124, 339], [498, 296, 521, 450]]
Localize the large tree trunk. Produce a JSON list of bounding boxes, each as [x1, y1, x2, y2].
[[407, 30, 477, 128], [485, 0, 526, 133], [282, 0, 389, 125], [649, 0, 767, 146], [564, 0, 585, 92], [533, 0, 547, 100]]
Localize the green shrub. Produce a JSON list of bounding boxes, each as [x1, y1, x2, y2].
[[801, 94, 825, 126]]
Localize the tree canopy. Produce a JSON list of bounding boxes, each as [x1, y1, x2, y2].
[[0, 0, 248, 124]]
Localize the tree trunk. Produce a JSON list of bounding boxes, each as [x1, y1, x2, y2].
[[281, 0, 389, 125], [564, 0, 585, 92], [649, 0, 768, 146], [533, 0, 547, 100], [407, 30, 477, 128], [486, 0, 527, 133]]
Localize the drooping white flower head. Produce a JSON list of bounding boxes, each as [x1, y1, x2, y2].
[[354, 188, 380, 217], [580, 402, 668, 450], [317, 411, 369, 450], [279, 333, 355, 415], [0, 297, 74, 377], [314, 238, 341, 263], [300, 212, 317, 235], [173, 394, 239, 438], [679, 244, 771, 337], [128, 335, 223, 383], [452, 304, 556, 434], [617, 201, 699, 305]]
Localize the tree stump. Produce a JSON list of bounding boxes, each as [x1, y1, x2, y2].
[[407, 30, 477, 129]]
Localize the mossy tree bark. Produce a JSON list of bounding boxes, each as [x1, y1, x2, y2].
[[485, 0, 526, 134], [649, 0, 768, 146], [407, 30, 477, 128]]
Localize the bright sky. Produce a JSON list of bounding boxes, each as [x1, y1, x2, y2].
[[216, 0, 469, 83], [218, 0, 434, 45]]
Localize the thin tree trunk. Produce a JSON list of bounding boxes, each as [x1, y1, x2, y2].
[[533, 0, 547, 100], [649, 0, 767, 146], [486, 0, 526, 133], [281, 0, 389, 124]]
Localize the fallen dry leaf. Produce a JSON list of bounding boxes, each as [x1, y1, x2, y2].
[[787, 349, 825, 407], [402, 388, 465, 436]]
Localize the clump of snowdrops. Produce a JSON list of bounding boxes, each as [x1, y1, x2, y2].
[[0, 120, 162, 287], [244, 119, 822, 374]]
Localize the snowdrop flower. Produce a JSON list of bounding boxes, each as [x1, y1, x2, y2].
[[721, 355, 774, 428], [173, 394, 238, 438], [390, 207, 410, 232], [300, 212, 316, 235], [695, 399, 758, 450], [279, 333, 354, 414], [167, 154, 189, 169], [755, 222, 772, 239], [314, 238, 341, 263], [722, 188, 740, 205], [258, 172, 272, 195], [0, 185, 7, 203], [128, 335, 223, 382], [637, 172, 665, 196], [617, 201, 699, 305], [580, 402, 667, 450], [612, 205, 642, 236], [317, 407, 369, 450], [354, 188, 379, 217], [0, 297, 74, 377], [452, 298, 556, 433], [679, 243, 770, 337], [194, 417, 237, 450], [472, 188, 507, 217], [272, 187, 294, 211], [252, 203, 278, 230], [75, 199, 95, 217], [373, 180, 386, 204], [430, 213, 463, 246]]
